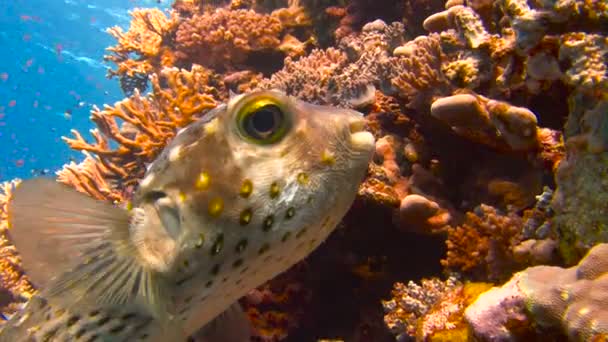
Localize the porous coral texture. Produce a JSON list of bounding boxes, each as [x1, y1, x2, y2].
[[105, 8, 178, 94], [175, 6, 312, 71], [441, 204, 526, 282], [466, 243, 608, 341], [382, 276, 461, 339]]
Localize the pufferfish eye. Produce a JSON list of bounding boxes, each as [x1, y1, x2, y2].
[[236, 98, 291, 144]]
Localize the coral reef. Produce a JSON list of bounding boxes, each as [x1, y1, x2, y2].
[[383, 277, 494, 341], [175, 8, 310, 69], [0, 0, 606, 340], [382, 276, 461, 340], [105, 8, 179, 95], [440, 204, 527, 282]]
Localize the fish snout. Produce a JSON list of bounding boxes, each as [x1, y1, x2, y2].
[[347, 116, 375, 152]]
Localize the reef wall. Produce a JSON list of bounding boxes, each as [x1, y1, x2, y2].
[[1, 0, 607, 340]]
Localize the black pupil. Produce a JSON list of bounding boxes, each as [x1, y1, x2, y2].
[[250, 105, 280, 135]]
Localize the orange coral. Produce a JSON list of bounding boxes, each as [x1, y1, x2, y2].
[[0, 180, 35, 313], [62, 65, 225, 193], [391, 34, 450, 109], [56, 155, 126, 203], [105, 8, 178, 79], [175, 8, 290, 70], [441, 204, 525, 282]]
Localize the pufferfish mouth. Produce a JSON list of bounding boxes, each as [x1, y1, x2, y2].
[[348, 117, 375, 151]]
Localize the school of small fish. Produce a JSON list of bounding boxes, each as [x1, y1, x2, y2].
[[2, 90, 375, 341]]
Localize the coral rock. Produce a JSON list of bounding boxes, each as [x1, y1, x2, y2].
[[431, 93, 539, 151], [466, 243, 608, 341]]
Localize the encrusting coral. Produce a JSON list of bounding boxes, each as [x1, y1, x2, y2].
[[465, 243, 608, 341]]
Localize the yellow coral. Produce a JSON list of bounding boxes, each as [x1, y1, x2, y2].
[[417, 282, 494, 341]]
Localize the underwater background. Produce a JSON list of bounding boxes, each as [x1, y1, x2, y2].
[[0, 0, 170, 181], [0, 0, 607, 340]]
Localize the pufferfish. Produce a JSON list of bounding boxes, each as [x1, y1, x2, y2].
[[2, 89, 375, 341]]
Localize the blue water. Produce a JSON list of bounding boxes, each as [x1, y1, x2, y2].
[[0, 0, 171, 182]]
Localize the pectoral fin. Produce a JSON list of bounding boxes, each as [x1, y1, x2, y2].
[[7, 178, 172, 320]]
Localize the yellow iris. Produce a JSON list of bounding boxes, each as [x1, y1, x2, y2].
[[236, 97, 291, 145]]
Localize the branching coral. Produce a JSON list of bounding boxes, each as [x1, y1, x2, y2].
[[56, 155, 127, 203], [105, 8, 179, 94], [258, 47, 349, 104], [62, 65, 225, 194], [391, 34, 450, 109], [260, 20, 407, 107], [0, 180, 34, 317], [441, 204, 526, 282]]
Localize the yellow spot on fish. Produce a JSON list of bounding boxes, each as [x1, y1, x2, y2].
[[297, 172, 309, 185], [196, 172, 211, 190], [208, 197, 224, 217], [195, 233, 205, 248], [204, 118, 219, 135], [239, 208, 253, 225], [178, 192, 187, 203], [169, 145, 183, 162], [125, 201, 133, 211], [321, 149, 336, 165], [240, 179, 253, 198], [579, 307, 590, 315], [269, 182, 280, 199]]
